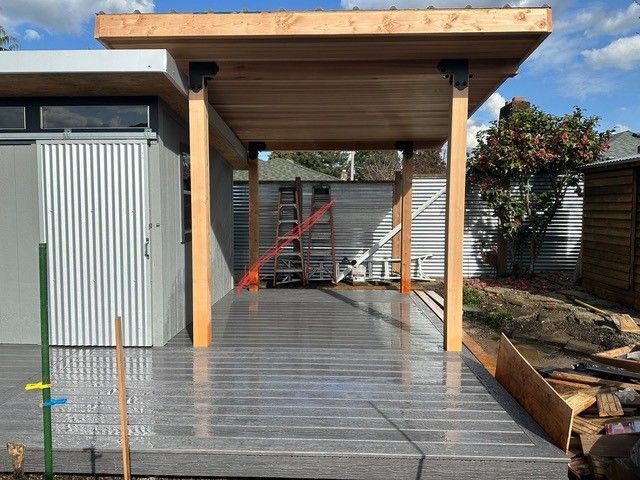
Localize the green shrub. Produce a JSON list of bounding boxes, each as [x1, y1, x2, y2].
[[486, 310, 513, 330], [462, 285, 483, 306]]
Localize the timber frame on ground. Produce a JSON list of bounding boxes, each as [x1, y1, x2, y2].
[[92, 7, 553, 348]]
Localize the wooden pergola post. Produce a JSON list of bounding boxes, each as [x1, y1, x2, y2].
[[397, 142, 414, 294], [392, 170, 402, 273], [189, 62, 218, 348], [248, 142, 263, 292], [440, 60, 470, 352]]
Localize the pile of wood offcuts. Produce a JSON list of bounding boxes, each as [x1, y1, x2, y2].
[[543, 345, 640, 479]]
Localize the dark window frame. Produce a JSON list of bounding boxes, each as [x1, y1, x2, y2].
[[40, 104, 150, 130], [0, 97, 159, 133], [0, 106, 26, 130]]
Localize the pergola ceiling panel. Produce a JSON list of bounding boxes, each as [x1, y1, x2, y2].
[[95, 8, 552, 150]]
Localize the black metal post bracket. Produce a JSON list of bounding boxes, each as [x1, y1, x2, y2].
[[437, 59, 471, 91], [188, 62, 220, 92]]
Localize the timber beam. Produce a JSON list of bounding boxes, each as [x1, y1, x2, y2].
[[189, 61, 216, 348], [247, 141, 264, 292], [396, 141, 414, 294], [442, 59, 470, 352]]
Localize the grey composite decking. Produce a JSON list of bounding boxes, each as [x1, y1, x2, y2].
[[0, 289, 567, 479]]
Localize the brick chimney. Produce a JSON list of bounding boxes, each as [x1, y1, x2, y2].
[[499, 96, 530, 121]]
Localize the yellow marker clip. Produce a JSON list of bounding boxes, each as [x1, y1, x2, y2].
[[25, 381, 51, 391]]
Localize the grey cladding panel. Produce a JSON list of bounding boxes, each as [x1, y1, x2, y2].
[[0, 143, 40, 344]]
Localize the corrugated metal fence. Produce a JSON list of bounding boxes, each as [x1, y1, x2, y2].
[[39, 141, 151, 346], [234, 178, 583, 280]]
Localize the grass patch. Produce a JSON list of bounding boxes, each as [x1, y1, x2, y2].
[[463, 285, 483, 307], [485, 310, 514, 330]]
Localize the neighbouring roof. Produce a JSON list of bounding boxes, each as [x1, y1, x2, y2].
[[94, 7, 552, 151], [606, 130, 640, 159], [583, 154, 640, 171], [234, 157, 338, 181]]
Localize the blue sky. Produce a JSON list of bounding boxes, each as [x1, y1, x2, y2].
[[1, 0, 638, 147]]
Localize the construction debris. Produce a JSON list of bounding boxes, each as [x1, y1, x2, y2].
[[492, 335, 640, 479], [545, 347, 640, 479]]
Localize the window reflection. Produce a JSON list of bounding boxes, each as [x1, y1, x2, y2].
[[41, 105, 149, 129]]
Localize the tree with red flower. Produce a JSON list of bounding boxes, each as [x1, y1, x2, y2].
[[468, 104, 610, 277]]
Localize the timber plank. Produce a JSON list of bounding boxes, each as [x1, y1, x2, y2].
[[596, 392, 624, 417], [548, 371, 640, 392], [564, 391, 597, 415], [592, 345, 640, 373], [495, 334, 573, 451], [572, 416, 604, 435]]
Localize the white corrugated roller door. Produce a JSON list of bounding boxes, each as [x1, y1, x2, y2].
[[38, 141, 151, 346]]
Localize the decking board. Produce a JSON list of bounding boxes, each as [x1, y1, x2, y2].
[[0, 289, 566, 479]]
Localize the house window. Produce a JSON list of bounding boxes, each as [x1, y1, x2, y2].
[[180, 147, 192, 242], [41, 105, 149, 130], [0, 106, 26, 130]]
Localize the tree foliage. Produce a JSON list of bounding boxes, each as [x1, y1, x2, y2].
[[270, 148, 445, 181], [353, 150, 399, 180], [0, 26, 19, 51], [468, 104, 610, 276], [354, 149, 446, 180], [268, 151, 348, 177]]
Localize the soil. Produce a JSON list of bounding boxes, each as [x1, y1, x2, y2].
[[422, 273, 640, 369]]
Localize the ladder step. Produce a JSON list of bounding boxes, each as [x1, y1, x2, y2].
[[277, 236, 302, 241], [275, 268, 304, 273]]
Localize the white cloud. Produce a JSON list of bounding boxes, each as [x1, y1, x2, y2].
[[23, 28, 40, 41], [0, 0, 155, 35], [613, 124, 631, 133], [582, 35, 640, 71], [467, 119, 491, 151], [479, 92, 506, 120], [590, 2, 640, 37]]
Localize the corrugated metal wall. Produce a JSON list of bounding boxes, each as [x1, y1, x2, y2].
[[234, 182, 393, 280], [39, 141, 151, 346], [234, 178, 583, 280]]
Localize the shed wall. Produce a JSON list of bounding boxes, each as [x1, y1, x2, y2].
[[582, 167, 640, 309], [211, 150, 235, 302], [153, 102, 192, 345], [0, 143, 40, 344]]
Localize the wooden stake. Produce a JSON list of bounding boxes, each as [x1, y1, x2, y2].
[[248, 156, 260, 292], [392, 170, 402, 273], [400, 152, 413, 294], [114, 316, 131, 480], [443, 84, 469, 352], [189, 82, 213, 347]]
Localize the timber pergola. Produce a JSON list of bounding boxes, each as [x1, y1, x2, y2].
[[95, 7, 552, 349]]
